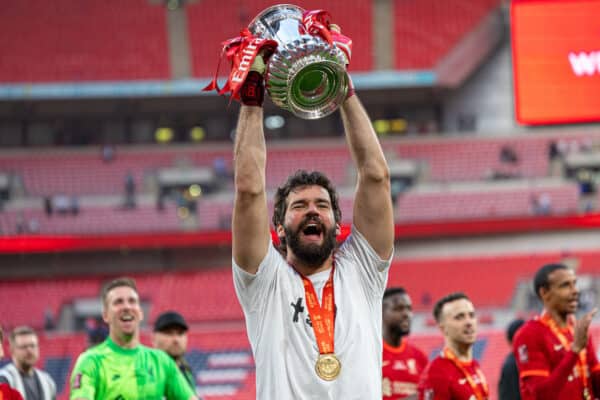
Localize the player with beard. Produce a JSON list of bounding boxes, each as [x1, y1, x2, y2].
[[70, 277, 197, 400], [231, 24, 394, 400], [513, 263, 600, 400], [382, 287, 428, 399], [418, 292, 489, 400]]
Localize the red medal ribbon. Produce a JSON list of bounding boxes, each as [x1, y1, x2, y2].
[[539, 312, 591, 399], [297, 265, 336, 355], [442, 347, 489, 400], [203, 9, 353, 101]]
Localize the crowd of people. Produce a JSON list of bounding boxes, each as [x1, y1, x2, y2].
[[1, 261, 596, 400]]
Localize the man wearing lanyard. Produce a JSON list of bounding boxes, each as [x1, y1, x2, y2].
[[230, 22, 394, 400], [418, 292, 489, 400], [513, 263, 600, 400]]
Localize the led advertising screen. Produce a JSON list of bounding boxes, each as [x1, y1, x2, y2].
[[511, 0, 600, 124]]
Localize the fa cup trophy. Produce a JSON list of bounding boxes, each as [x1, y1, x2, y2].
[[204, 4, 352, 120]]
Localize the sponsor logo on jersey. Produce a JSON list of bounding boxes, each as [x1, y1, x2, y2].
[[518, 344, 529, 363]]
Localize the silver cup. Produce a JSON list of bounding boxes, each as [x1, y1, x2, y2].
[[248, 4, 350, 120]]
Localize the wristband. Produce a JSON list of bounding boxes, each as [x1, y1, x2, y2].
[[241, 71, 264, 107]]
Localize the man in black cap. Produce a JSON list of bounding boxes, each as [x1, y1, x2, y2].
[[152, 311, 197, 394]]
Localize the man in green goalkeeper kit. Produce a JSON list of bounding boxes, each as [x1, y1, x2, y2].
[[70, 277, 197, 400]]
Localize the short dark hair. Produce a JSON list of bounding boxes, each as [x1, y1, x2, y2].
[[272, 170, 341, 249], [9, 326, 37, 344], [433, 292, 470, 323], [101, 277, 138, 308], [533, 263, 570, 299], [506, 318, 525, 343], [383, 287, 407, 300]]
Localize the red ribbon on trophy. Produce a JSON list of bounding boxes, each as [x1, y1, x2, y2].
[[202, 28, 277, 102], [203, 9, 352, 102], [301, 10, 352, 64]]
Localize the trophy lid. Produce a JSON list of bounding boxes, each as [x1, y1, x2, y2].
[[248, 4, 305, 39]]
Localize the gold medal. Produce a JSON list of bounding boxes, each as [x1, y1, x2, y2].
[[315, 353, 341, 381]]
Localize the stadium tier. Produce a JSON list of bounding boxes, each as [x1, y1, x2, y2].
[[0, 0, 502, 84], [393, 0, 502, 69], [0, 0, 170, 82], [4, 249, 600, 330], [0, 148, 232, 196], [2, 132, 596, 196], [0, 183, 581, 235], [396, 180, 580, 222], [3, 131, 598, 235], [0, 205, 184, 235], [187, 0, 374, 77], [0, 278, 101, 329]]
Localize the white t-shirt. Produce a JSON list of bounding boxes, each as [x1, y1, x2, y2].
[[233, 226, 392, 399]]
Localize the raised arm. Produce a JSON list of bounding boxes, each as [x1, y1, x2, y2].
[[340, 94, 394, 259], [232, 104, 271, 274]]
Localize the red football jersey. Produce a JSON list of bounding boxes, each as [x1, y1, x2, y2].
[[513, 316, 600, 400], [418, 354, 488, 400], [383, 339, 429, 399], [0, 384, 23, 400]]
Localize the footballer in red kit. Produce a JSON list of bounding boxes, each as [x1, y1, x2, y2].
[[419, 354, 487, 400], [418, 292, 489, 400], [383, 288, 428, 399], [513, 263, 600, 400]]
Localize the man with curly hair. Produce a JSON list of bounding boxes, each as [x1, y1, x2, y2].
[[231, 24, 394, 399]]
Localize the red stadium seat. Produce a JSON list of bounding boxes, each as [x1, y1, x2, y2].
[[0, 0, 170, 82], [187, 0, 373, 78], [393, 0, 502, 69]]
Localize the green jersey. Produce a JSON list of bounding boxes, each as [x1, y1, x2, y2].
[[70, 337, 195, 400]]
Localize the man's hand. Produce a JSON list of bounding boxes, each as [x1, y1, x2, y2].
[[328, 23, 354, 99], [240, 55, 266, 107], [572, 308, 597, 353]]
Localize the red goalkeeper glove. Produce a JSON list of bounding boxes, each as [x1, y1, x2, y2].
[[241, 55, 266, 107]]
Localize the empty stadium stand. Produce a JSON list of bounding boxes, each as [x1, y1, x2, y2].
[[4, 249, 600, 330], [187, 0, 374, 78], [2, 132, 598, 235], [396, 179, 580, 222], [0, 0, 505, 83], [0, 0, 170, 82], [3, 133, 597, 196], [393, 0, 502, 69]]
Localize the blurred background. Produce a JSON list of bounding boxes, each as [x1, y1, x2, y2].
[[1, 0, 600, 399]]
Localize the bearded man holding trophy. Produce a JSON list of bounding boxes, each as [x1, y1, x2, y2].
[[205, 4, 395, 398]]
